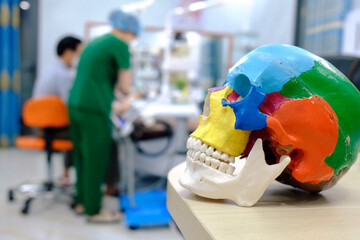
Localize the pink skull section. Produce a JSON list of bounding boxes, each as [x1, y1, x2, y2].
[[259, 92, 292, 116]]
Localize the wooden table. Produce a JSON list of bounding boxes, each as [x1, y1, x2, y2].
[[167, 160, 360, 240]]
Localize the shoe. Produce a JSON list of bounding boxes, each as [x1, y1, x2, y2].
[[87, 209, 122, 223]]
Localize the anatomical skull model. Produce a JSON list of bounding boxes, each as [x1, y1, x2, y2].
[[179, 44, 360, 207]]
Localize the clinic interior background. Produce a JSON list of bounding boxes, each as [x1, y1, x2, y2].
[[30, 0, 360, 105], [38, 0, 295, 73], [15, 0, 296, 132], [0, 0, 360, 239], [3, 0, 360, 151]]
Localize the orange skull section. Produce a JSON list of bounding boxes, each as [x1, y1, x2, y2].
[[266, 95, 339, 184]]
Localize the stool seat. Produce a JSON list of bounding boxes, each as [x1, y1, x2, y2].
[[9, 96, 74, 214], [16, 136, 73, 151]]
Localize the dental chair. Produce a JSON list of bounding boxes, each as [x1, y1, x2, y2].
[[8, 96, 73, 214]]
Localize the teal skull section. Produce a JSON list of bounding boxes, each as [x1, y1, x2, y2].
[[225, 44, 318, 97]]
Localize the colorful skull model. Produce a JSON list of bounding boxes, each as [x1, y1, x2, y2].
[[179, 44, 360, 207]]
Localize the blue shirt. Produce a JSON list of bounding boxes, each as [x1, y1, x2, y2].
[[32, 58, 75, 103]]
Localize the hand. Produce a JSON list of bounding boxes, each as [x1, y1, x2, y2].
[[112, 98, 131, 116]]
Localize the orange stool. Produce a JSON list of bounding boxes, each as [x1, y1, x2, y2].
[[8, 96, 73, 214]]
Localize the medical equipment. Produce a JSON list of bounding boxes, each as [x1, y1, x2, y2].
[[112, 99, 199, 228]]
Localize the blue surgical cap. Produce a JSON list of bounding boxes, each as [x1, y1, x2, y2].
[[109, 10, 141, 36]]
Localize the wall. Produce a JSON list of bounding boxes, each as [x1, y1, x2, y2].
[[38, 0, 175, 73], [201, 0, 296, 44], [202, 0, 296, 62], [38, 0, 296, 72]]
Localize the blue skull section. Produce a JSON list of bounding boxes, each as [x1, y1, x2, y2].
[[222, 44, 317, 131], [221, 86, 267, 131]]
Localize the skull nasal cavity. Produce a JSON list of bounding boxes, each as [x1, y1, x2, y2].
[[227, 90, 240, 103]]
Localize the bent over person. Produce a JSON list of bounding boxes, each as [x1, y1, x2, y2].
[[68, 10, 140, 222]]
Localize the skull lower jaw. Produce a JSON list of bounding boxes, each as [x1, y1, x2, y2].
[[180, 136, 247, 203], [179, 136, 291, 207], [180, 155, 237, 198], [180, 157, 260, 206]]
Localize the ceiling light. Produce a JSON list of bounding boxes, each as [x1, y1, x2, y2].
[[19, 1, 30, 10], [188, 1, 207, 12]]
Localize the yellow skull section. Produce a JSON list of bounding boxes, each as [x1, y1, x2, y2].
[[191, 86, 251, 157]]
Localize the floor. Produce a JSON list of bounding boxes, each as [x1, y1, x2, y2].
[[0, 148, 184, 240]]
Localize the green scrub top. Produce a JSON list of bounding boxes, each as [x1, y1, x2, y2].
[[68, 33, 130, 115]]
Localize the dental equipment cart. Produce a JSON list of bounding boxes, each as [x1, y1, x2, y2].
[[112, 100, 200, 229]]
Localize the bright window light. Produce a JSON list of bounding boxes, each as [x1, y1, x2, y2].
[[186, 32, 201, 45], [89, 26, 112, 40]]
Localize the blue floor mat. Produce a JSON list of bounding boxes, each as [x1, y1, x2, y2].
[[119, 190, 171, 228]]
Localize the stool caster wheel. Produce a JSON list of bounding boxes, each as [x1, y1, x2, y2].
[[8, 189, 14, 202], [21, 198, 33, 215]]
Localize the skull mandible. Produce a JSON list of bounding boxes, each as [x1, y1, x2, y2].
[[180, 44, 360, 206]]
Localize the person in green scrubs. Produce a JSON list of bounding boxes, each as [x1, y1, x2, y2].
[[68, 10, 140, 222]]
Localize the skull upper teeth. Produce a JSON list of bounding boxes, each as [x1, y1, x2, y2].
[[212, 150, 222, 159], [194, 140, 202, 151], [206, 146, 214, 156], [221, 153, 229, 161], [187, 136, 237, 175], [200, 143, 208, 153]]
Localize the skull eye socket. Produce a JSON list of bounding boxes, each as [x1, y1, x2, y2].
[[226, 73, 251, 98]]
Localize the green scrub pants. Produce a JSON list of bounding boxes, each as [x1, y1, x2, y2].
[[69, 107, 112, 216]]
